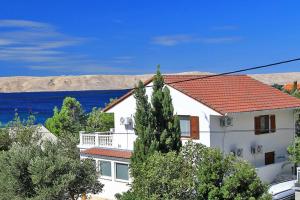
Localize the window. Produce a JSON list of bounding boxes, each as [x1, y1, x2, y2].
[[115, 163, 129, 181], [255, 115, 276, 134], [179, 116, 191, 137], [265, 151, 275, 165], [260, 115, 269, 133], [99, 160, 111, 177], [179, 115, 200, 139]]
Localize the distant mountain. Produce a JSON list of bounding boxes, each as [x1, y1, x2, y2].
[[249, 72, 300, 85], [0, 72, 299, 93]]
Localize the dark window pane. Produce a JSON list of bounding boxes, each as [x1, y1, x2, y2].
[[179, 116, 190, 137], [100, 161, 111, 177], [265, 151, 275, 165], [116, 163, 129, 180]]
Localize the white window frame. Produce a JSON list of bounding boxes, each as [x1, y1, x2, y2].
[[114, 161, 130, 183], [98, 159, 113, 180], [179, 115, 191, 137]]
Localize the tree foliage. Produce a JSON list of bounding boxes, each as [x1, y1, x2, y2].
[[131, 67, 181, 164], [131, 81, 157, 170], [46, 97, 114, 138], [130, 67, 181, 178], [287, 136, 300, 165], [0, 126, 11, 151], [45, 97, 86, 138], [151, 68, 181, 153], [85, 107, 114, 132], [0, 116, 103, 200], [119, 142, 271, 200], [183, 142, 269, 200]]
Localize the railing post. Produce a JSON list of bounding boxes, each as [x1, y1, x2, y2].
[[95, 133, 99, 147], [79, 131, 84, 146]]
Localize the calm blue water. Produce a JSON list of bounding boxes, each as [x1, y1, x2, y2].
[[0, 90, 129, 124]]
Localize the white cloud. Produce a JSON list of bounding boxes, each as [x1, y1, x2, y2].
[[0, 19, 135, 74], [152, 34, 242, 46], [200, 36, 242, 44], [0, 38, 14, 45], [152, 35, 194, 46], [0, 19, 52, 30]]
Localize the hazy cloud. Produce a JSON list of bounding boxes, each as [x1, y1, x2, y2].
[[152, 34, 242, 46], [152, 35, 195, 46], [0, 19, 136, 73], [0, 19, 52, 29]]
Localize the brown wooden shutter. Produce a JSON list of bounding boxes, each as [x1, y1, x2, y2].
[[270, 115, 276, 133], [190, 116, 199, 139], [255, 116, 261, 135]]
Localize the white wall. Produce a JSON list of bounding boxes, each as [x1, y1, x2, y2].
[[256, 161, 293, 183], [82, 155, 131, 200], [210, 109, 295, 169], [107, 82, 221, 148], [106, 83, 297, 184]]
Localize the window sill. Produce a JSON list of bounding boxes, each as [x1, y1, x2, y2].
[[99, 176, 112, 181], [181, 136, 191, 139], [256, 131, 276, 135], [115, 178, 130, 183]]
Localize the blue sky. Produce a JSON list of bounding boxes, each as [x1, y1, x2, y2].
[[0, 1, 300, 76]]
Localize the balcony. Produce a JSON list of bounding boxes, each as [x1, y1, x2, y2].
[[78, 131, 136, 150], [256, 160, 294, 183]]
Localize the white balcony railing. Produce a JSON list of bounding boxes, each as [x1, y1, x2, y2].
[[79, 131, 136, 150], [256, 161, 293, 183]]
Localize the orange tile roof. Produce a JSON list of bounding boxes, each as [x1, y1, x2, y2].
[[103, 75, 300, 115], [102, 77, 153, 112], [164, 75, 300, 114], [283, 83, 300, 91], [81, 148, 132, 159]]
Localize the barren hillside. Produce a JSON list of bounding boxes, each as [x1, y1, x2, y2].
[[0, 72, 299, 93]]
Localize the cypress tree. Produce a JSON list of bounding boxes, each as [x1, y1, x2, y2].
[[129, 66, 182, 194], [132, 67, 181, 166], [131, 81, 158, 173], [151, 67, 181, 153]]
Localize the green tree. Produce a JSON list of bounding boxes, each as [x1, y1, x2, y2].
[[151, 67, 181, 153], [0, 126, 11, 151], [131, 81, 157, 176], [287, 136, 300, 166], [130, 67, 181, 176], [120, 152, 195, 200], [0, 128, 102, 200], [182, 142, 271, 200], [85, 107, 114, 132], [119, 142, 271, 200], [45, 97, 86, 138]]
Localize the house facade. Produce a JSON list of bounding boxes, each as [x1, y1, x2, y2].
[[78, 75, 300, 200]]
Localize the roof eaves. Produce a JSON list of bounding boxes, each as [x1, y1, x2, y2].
[[165, 84, 224, 115], [102, 77, 154, 112]]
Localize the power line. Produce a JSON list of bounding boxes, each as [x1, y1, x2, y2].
[[77, 57, 300, 93], [161, 57, 300, 85], [74, 57, 300, 96]]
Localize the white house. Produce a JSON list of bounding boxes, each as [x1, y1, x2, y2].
[[78, 75, 300, 200]]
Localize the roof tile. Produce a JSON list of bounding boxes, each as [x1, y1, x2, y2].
[[164, 75, 300, 114], [81, 148, 132, 159]]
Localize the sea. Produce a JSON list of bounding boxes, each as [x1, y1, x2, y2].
[[0, 90, 129, 125]]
